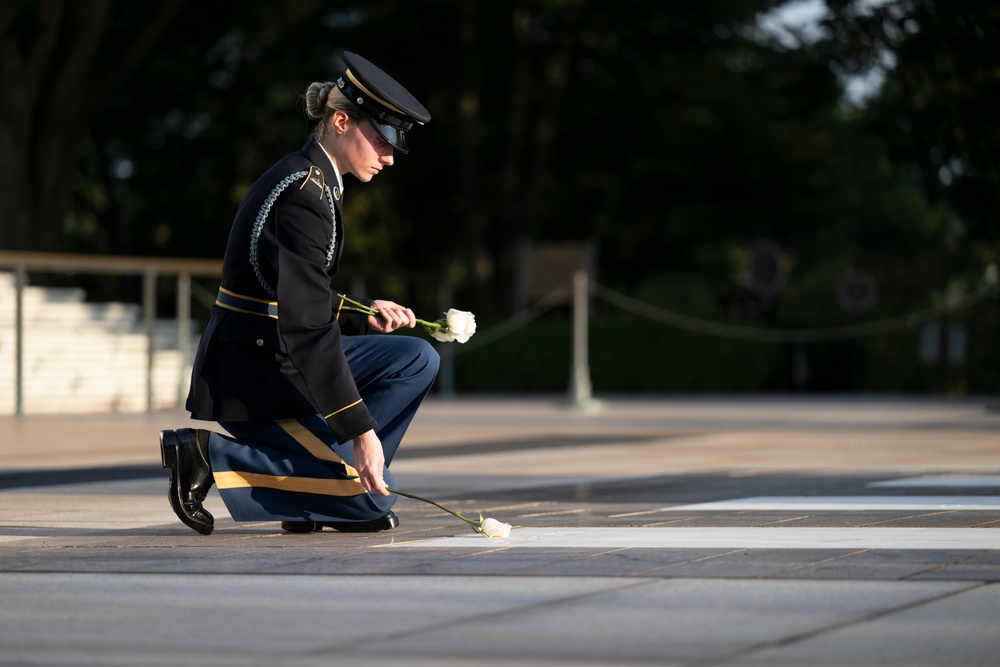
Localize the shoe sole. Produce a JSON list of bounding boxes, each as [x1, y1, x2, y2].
[[160, 431, 214, 536], [321, 512, 399, 533], [281, 521, 321, 533], [281, 514, 399, 534]]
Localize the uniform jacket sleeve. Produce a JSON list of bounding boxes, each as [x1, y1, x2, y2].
[[266, 175, 378, 443], [334, 293, 374, 336]]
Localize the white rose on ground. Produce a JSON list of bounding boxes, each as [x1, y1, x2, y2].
[[478, 517, 512, 538]]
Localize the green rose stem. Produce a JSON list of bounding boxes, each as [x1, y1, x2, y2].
[[336, 295, 447, 335], [387, 487, 481, 533]]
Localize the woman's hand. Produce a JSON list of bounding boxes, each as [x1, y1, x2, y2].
[[352, 429, 390, 496], [367, 299, 417, 333]]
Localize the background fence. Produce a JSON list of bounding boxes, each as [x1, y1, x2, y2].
[[3, 252, 998, 416]]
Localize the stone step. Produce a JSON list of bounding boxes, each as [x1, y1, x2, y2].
[[0, 299, 141, 328], [1, 336, 191, 353], [0, 272, 197, 415], [0, 354, 187, 414]]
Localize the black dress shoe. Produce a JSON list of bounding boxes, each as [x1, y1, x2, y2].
[[280, 512, 399, 534], [160, 428, 214, 535], [320, 511, 399, 533], [281, 521, 320, 533]]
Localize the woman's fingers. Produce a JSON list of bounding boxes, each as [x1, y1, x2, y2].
[[372, 301, 416, 331], [353, 430, 391, 496]]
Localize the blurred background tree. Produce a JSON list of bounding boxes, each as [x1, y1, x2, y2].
[[0, 0, 183, 251], [1, 0, 997, 394]]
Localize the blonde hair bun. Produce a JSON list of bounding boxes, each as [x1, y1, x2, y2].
[[304, 81, 337, 119]]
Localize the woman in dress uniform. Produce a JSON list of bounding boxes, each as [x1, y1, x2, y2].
[[160, 52, 439, 535]]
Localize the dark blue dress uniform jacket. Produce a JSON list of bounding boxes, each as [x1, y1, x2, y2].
[[186, 138, 378, 444]]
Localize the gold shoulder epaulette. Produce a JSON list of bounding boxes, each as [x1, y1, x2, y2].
[[298, 165, 326, 199]]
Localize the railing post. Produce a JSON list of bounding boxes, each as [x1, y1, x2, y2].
[[436, 281, 456, 398], [177, 272, 192, 408], [143, 268, 157, 413], [14, 263, 26, 417], [568, 269, 600, 411]]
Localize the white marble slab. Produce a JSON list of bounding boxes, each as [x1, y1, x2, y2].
[[395, 526, 1000, 550], [869, 475, 1000, 488], [665, 496, 1000, 511]]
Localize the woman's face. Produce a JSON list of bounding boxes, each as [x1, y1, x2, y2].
[[336, 117, 394, 182]]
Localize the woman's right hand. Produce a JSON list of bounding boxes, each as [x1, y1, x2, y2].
[[367, 299, 416, 333], [352, 429, 390, 496]]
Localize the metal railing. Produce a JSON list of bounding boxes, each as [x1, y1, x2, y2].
[[13, 254, 989, 416], [0, 251, 222, 416]]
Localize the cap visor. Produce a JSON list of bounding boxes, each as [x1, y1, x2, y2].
[[367, 117, 409, 154]]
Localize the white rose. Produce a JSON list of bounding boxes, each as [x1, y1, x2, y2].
[[429, 328, 456, 343], [445, 309, 476, 343], [478, 517, 512, 538], [430, 309, 477, 343]]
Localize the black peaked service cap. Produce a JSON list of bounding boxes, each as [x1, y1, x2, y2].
[[337, 51, 430, 154]]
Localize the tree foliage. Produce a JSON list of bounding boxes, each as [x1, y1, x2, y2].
[[0, 0, 183, 251], [2, 0, 998, 391]]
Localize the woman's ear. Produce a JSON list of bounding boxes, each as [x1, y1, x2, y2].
[[330, 110, 352, 136]]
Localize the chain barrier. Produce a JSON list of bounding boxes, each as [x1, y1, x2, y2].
[[590, 281, 1000, 343], [447, 288, 569, 355], [439, 277, 999, 354]]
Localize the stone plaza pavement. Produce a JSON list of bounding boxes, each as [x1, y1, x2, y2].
[[1, 395, 999, 666]]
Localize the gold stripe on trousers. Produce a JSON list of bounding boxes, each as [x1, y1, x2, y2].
[[214, 470, 365, 496]]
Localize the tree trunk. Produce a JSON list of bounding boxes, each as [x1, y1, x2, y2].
[[0, 0, 183, 251]]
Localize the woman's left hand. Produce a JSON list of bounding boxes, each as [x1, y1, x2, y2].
[[367, 299, 417, 333]]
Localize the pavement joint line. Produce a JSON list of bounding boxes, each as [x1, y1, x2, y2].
[[607, 508, 668, 518], [519, 508, 588, 518], [646, 514, 707, 526], [973, 518, 1000, 527], [767, 548, 871, 577], [699, 580, 990, 667], [641, 548, 750, 575], [901, 550, 994, 580], [507, 547, 637, 575], [302, 575, 661, 657], [862, 510, 956, 527], [761, 515, 814, 526]]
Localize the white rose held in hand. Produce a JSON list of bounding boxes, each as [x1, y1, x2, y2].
[[447, 309, 477, 342], [478, 516, 512, 538], [429, 308, 477, 343], [333, 293, 476, 345]]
